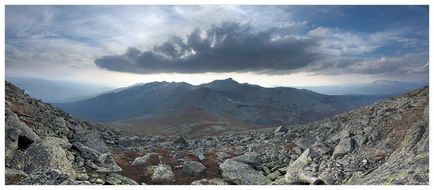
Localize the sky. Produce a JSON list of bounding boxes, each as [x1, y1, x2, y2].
[[5, 5, 429, 88]]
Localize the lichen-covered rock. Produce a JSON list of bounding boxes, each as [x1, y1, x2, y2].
[[151, 164, 175, 183], [220, 159, 271, 185], [10, 141, 75, 177], [282, 148, 323, 184], [44, 137, 72, 150], [17, 169, 73, 185]]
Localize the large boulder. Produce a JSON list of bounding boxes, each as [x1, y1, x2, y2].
[[332, 138, 355, 158], [44, 137, 72, 150], [72, 142, 121, 173], [273, 126, 288, 135], [232, 152, 262, 167], [151, 164, 175, 183], [73, 130, 110, 154], [284, 148, 323, 184], [220, 159, 271, 185], [9, 140, 75, 178], [5, 110, 41, 164], [182, 160, 206, 176], [309, 142, 332, 156]]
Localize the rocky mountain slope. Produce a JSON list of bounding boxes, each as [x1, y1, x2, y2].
[[56, 78, 385, 135], [5, 82, 428, 185]]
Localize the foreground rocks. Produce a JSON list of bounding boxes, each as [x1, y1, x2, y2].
[[5, 82, 135, 185], [5, 82, 429, 185]]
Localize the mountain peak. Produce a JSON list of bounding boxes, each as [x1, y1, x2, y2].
[[214, 77, 238, 83], [201, 78, 240, 90]]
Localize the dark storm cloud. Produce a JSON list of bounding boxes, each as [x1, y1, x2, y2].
[[95, 22, 323, 74]]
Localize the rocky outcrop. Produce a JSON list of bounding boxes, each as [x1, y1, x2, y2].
[[5, 82, 135, 185], [347, 106, 429, 185]]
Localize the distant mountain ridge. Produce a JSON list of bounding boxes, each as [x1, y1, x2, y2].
[[56, 78, 387, 134]]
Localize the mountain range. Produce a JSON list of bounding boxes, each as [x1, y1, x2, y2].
[[56, 78, 386, 135]]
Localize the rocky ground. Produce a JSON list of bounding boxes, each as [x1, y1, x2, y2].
[[5, 81, 429, 185]]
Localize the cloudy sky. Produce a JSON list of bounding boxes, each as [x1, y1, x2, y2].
[[5, 5, 429, 88]]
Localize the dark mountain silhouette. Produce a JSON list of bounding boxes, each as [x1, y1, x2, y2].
[[56, 79, 386, 134]]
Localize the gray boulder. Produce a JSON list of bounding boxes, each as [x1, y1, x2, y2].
[[9, 141, 75, 177], [333, 138, 355, 158], [295, 138, 315, 150], [353, 134, 367, 146], [284, 148, 323, 184], [274, 126, 288, 134], [309, 142, 332, 156], [182, 160, 206, 175], [73, 130, 110, 154], [72, 142, 121, 173], [232, 152, 262, 167], [5, 111, 41, 164], [44, 137, 72, 150], [17, 169, 72, 185], [151, 164, 175, 183], [220, 159, 271, 185]]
